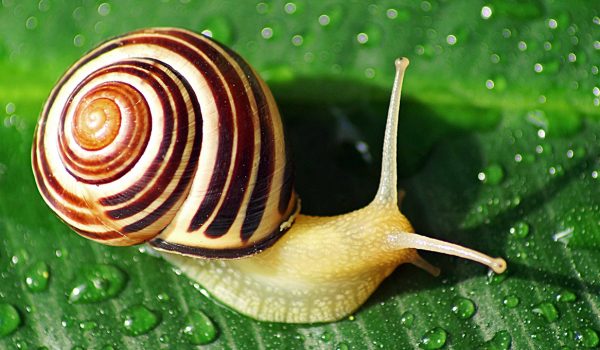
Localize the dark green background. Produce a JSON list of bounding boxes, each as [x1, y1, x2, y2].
[[1, 0, 600, 349]]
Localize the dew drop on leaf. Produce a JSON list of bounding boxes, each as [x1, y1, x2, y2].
[[451, 297, 476, 319], [502, 295, 520, 308], [400, 311, 415, 327], [182, 309, 218, 345], [487, 269, 507, 285], [509, 221, 530, 238], [24, 261, 50, 292], [420, 327, 447, 350], [78, 320, 98, 332], [200, 17, 234, 44], [575, 328, 600, 348], [336, 342, 350, 350], [321, 330, 333, 342], [122, 305, 160, 336], [67, 264, 127, 304], [556, 290, 577, 303], [159, 333, 171, 343], [478, 164, 504, 185], [532, 301, 559, 322], [482, 330, 512, 350], [0, 303, 21, 337]]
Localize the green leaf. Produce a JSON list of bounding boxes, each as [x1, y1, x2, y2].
[[1, 1, 600, 349]]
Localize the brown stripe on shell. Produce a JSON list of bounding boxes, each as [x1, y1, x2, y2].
[[99, 61, 179, 209], [121, 58, 202, 232]]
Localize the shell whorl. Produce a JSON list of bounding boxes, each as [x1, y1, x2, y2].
[[32, 28, 298, 257]]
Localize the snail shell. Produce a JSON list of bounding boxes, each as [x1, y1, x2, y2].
[[32, 28, 299, 257]]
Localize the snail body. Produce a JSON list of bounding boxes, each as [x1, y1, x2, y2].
[[32, 28, 506, 323]]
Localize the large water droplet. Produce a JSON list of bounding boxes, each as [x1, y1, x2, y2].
[[478, 164, 504, 185], [575, 328, 599, 348], [451, 297, 476, 319], [0, 303, 21, 337], [400, 311, 415, 327], [183, 310, 218, 345], [555, 289, 577, 303], [420, 327, 447, 349], [482, 330, 511, 350], [502, 295, 520, 308], [321, 330, 333, 342], [122, 305, 160, 336], [335, 342, 350, 350], [24, 261, 50, 292], [68, 264, 127, 304], [487, 269, 507, 285], [509, 221, 530, 238], [532, 301, 559, 322]]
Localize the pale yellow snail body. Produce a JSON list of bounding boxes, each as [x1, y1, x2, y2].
[[32, 28, 506, 323]]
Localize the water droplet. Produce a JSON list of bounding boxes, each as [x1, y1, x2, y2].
[[255, 2, 270, 14], [482, 330, 512, 350], [260, 27, 274, 39], [38, 0, 50, 11], [534, 63, 543, 73], [284, 2, 296, 14], [420, 1, 432, 12], [122, 305, 160, 336], [502, 295, 520, 308], [183, 310, 218, 345], [487, 269, 507, 285], [0, 303, 21, 337], [5, 102, 15, 114], [451, 297, 476, 319], [532, 301, 559, 322], [568, 53, 577, 62], [200, 17, 234, 44], [79, 320, 98, 332], [25, 16, 37, 30], [420, 327, 447, 350], [518, 41, 527, 51], [291, 34, 303, 46], [446, 35, 457, 45], [478, 164, 504, 185], [336, 342, 350, 350], [481, 5, 492, 19], [400, 311, 415, 327], [318, 14, 330, 26], [356, 32, 368, 44], [24, 261, 50, 292], [575, 328, 599, 348], [68, 264, 127, 304], [556, 290, 577, 303], [509, 221, 530, 238], [73, 34, 85, 47], [97, 2, 110, 16], [547, 18, 558, 29], [321, 330, 333, 342], [156, 292, 170, 302], [485, 79, 495, 89]]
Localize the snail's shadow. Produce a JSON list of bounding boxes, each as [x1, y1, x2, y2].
[[274, 79, 600, 314]]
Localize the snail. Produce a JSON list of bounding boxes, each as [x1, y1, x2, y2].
[[32, 28, 506, 323]]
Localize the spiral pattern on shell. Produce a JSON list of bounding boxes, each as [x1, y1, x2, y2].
[[32, 28, 298, 258]]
